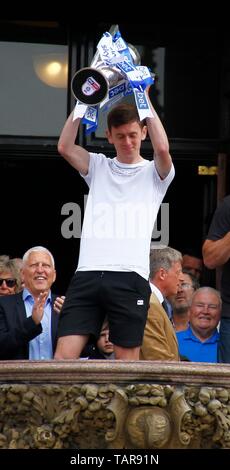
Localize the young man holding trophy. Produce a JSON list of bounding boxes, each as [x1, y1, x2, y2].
[[54, 30, 174, 361]]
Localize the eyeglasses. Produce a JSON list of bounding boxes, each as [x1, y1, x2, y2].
[[0, 278, 17, 287], [193, 302, 219, 311], [180, 282, 194, 290]]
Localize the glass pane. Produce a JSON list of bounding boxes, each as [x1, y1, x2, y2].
[[0, 41, 68, 136]]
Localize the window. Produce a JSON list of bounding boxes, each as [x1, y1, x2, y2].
[[0, 41, 68, 137]]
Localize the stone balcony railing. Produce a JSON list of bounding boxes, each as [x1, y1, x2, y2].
[[0, 360, 230, 449]]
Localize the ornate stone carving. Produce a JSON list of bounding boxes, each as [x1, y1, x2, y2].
[[0, 384, 115, 449], [106, 385, 191, 448], [0, 361, 230, 449], [181, 386, 230, 448]]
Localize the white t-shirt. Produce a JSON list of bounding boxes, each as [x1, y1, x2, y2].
[[77, 153, 175, 280]]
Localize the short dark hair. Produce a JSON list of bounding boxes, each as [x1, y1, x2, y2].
[[107, 103, 145, 132], [182, 269, 200, 290], [182, 247, 202, 259]]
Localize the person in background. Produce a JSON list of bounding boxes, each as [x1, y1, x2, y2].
[[182, 250, 203, 281], [12, 257, 25, 289], [176, 287, 221, 363], [55, 86, 174, 361], [0, 258, 22, 296], [202, 195, 230, 363], [0, 255, 10, 263], [0, 246, 59, 360], [140, 247, 182, 361], [54, 299, 114, 360], [168, 270, 199, 332], [81, 320, 115, 360]]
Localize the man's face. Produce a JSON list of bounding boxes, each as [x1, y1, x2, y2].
[[190, 290, 221, 338], [162, 261, 182, 297], [169, 273, 194, 312], [182, 255, 202, 280], [106, 122, 147, 163], [22, 251, 56, 297]]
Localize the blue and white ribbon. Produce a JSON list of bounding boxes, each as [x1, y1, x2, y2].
[[82, 106, 98, 135]]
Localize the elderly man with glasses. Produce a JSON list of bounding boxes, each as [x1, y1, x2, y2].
[[176, 287, 221, 362]]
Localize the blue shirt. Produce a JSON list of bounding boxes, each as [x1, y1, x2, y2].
[[176, 325, 219, 363], [23, 288, 53, 360]]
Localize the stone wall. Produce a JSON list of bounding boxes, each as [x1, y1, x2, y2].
[[0, 360, 230, 449]]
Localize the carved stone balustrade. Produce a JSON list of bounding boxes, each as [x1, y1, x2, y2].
[[0, 360, 230, 449]]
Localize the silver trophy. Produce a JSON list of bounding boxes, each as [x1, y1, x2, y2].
[[71, 25, 141, 106]]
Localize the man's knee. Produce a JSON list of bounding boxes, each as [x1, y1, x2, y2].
[[54, 334, 89, 359]]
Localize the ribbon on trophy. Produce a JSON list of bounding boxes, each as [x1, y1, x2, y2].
[[72, 29, 155, 134]]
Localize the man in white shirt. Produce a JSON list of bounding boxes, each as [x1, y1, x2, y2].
[[55, 88, 174, 360]]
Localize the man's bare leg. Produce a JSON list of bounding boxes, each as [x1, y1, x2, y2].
[[54, 334, 89, 359], [114, 345, 140, 360]]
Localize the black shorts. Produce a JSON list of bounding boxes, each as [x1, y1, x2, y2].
[[57, 271, 151, 348]]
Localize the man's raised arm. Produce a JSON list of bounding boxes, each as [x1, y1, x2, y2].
[[146, 89, 172, 179], [58, 111, 89, 176]]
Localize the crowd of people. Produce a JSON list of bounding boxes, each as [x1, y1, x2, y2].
[[0, 245, 223, 363]]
